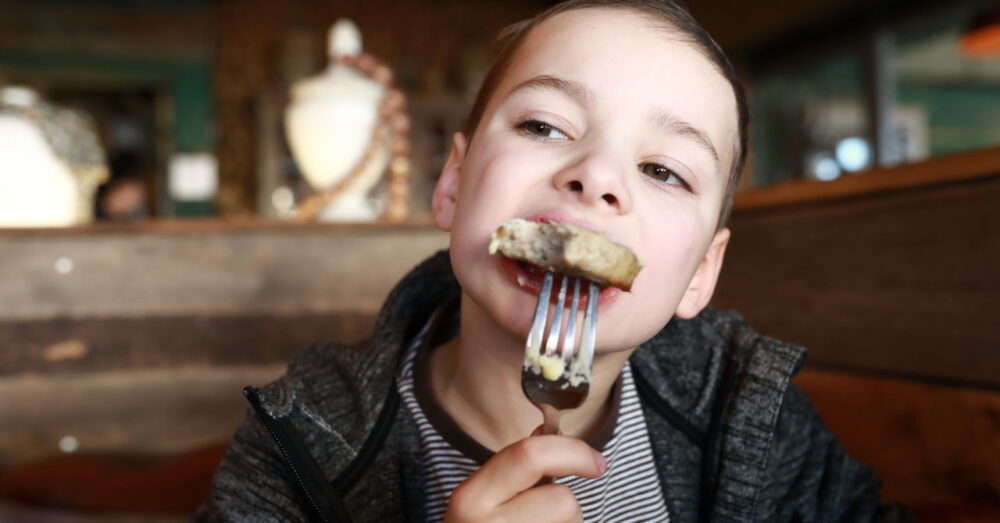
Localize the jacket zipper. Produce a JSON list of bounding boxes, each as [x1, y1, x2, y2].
[[244, 387, 336, 523]]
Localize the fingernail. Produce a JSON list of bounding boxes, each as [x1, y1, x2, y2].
[[595, 453, 607, 475]]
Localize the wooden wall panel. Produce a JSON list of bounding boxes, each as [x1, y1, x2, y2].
[[0, 222, 448, 319], [0, 312, 374, 376], [0, 222, 447, 471], [715, 157, 1000, 519], [2, 152, 997, 517], [714, 176, 1000, 386], [0, 365, 286, 469], [796, 369, 1000, 519]]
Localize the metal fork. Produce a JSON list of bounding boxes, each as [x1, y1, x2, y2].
[[521, 271, 599, 435]]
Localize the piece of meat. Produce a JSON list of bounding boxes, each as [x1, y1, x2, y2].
[[489, 218, 643, 291]]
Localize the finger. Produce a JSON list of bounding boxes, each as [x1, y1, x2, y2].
[[459, 435, 605, 508], [529, 424, 562, 436], [498, 483, 583, 523]]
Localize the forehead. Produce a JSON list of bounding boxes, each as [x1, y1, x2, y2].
[[492, 8, 738, 173]]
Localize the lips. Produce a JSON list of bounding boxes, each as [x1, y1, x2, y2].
[[499, 255, 621, 307]]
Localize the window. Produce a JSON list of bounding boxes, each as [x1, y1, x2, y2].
[[748, 1, 1000, 187]]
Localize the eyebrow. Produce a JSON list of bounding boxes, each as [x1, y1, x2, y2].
[[508, 75, 721, 171], [507, 75, 595, 107], [651, 110, 720, 167]]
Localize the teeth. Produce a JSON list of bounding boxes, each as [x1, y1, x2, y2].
[[517, 274, 526, 287]]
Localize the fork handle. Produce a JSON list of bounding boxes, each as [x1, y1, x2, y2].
[[534, 403, 563, 486], [537, 403, 562, 435]]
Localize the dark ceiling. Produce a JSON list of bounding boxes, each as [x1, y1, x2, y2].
[[687, 0, 870, 52]]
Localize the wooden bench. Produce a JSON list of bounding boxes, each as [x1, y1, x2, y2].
[[2, 147, 998, 519], [714, 145, 1000, 520]]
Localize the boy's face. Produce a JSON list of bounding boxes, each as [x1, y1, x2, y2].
[[433, 8, 737, 353]]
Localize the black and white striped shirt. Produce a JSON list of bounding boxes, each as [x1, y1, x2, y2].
[[396, 301, 669, 522]]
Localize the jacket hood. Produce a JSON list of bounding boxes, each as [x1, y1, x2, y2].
[[251, 251, 459, 465]]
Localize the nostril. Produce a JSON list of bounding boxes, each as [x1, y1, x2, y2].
[[602, 193, 617, 205], [569, 181, 583, 192]]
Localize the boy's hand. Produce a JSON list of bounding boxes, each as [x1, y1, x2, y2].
[[443, 432, 607, 523]]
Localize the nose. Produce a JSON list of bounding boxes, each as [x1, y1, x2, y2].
[[552, 148, 632, 214]]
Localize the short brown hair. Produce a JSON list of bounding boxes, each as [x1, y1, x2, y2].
[[463, 0, 749, 229]]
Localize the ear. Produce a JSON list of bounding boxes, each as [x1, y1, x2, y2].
[[676, 227, 731, 319], [431, 132, 467, 232]]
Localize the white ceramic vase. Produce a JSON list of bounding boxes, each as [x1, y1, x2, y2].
[[284, 19, 388, 221], [0, 87, 79, 227]]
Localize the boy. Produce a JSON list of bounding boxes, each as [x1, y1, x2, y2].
[[197, 1, 908, 521]]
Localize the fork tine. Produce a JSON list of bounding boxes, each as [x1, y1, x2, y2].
[[570, 281, 600, 381], [543, 274, 569, 357], [525, 271, 554, 361], [560, 277, 581, 365], [522, 274, 597, 430]]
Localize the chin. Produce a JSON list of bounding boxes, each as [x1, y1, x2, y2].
[[467, 287, 538, 343], [593, 295, 676, 350], [454, 260, 534, 335]]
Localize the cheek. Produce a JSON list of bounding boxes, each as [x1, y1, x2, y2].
[[454, 146, 549, 235], [632, 207, 710, 298], [467, 139, 542, 192], [644, 202, 706, 261], [449, 145, 535, 272]]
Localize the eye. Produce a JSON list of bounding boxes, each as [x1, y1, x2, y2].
[[639, 162, 692, 192], [515, 119, 570, 140]]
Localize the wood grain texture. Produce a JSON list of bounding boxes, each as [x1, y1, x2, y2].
[[714, 175, 1000, 386], [733, 145, 1000, 212], [0, 500, 185, 523], [0, 311, 375, 376], [3, 368, 996, 520], [0, 447, 224, 516], [0, 365, 286, 469], [796, 368, 1000, 521], [0, 223, 448, 319]]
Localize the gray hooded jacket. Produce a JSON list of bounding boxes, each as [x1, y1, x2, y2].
[[194, 251, 908, 522]]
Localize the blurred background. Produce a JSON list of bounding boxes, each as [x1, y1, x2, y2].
[[0, 0, 997, 521]]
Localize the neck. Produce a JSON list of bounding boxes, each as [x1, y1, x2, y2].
[[430, 292, 633, 451]]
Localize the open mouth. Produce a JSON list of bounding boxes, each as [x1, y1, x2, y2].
[[499, 256, 620, 307]]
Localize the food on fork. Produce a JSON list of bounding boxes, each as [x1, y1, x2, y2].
[[535, 353, 566, 381], [488, 218, 644, 291], [492, 218, 641, 388], [520, 272, 600, 397]]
